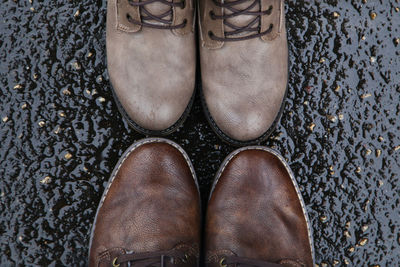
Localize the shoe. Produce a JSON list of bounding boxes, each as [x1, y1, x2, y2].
[[107, 0, 196, 135], [198, 0, 288, 146], [205, 147, 315, 266], [89, 138, 201, 266]]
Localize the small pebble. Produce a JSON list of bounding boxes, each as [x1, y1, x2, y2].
[[327, 115, 337, 122], [40, 176, 52, 184], [2, 116, 8, 122], [344, 230, 351, 238], [359, 238, 368, 246], [62, 89, 71, 95], [333, 12, 340, 18], [308, 122, 316, 131], [370, 12, 377, 20], [73, 61, 81, 70], [363, 200, 370, 211], [64, 152, 72, 160], [38, 121, 45, 127], [54, 126, 61, 134], [361, 93, 372, 99], [14, 84, 22, 90]]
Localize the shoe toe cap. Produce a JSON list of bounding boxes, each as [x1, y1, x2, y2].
[[204, 88, 285, 143]]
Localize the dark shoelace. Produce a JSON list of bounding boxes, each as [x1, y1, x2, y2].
[[111, 249, 188, 267], [220, 256, 285, 267], [127, 0, 187, 29], [208, 0, 273, 41]]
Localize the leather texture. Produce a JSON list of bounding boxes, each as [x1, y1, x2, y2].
[[89, 139, 201, 266], [199, 0, 288, 143], [205, 148, 314, 267], [107, 0, 196, 132]]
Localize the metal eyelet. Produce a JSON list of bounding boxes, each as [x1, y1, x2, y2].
[[209, 10, 215, 19], [112, 257, 120, 267], [267, 5, 273, 14], [219, 257, 227, 267], [182, 253, 189, 263]]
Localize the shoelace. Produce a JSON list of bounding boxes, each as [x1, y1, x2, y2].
[[127, 0, 187, 29], [209, 0, 273, 41], [220, 256, 284, 267], [111, 249, 187, 267]]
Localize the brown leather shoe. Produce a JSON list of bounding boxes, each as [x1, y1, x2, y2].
[[89, 138, 201, 266], [205, 147, 315, 267], [198, 0, 288, 145], [107, 0, 196, 135]]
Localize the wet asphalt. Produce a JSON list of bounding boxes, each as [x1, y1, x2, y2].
[[0, 0, 399, 266]]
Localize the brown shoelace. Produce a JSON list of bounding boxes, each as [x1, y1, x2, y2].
[[220, 256, 284, 267], [127, 0, 187, 29], [209, 0, 273, 41], [111, 249, 187, 267]]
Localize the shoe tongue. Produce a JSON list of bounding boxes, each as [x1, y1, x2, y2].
[[223, 0, 260, 38], [141, 0, 173, 26]]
